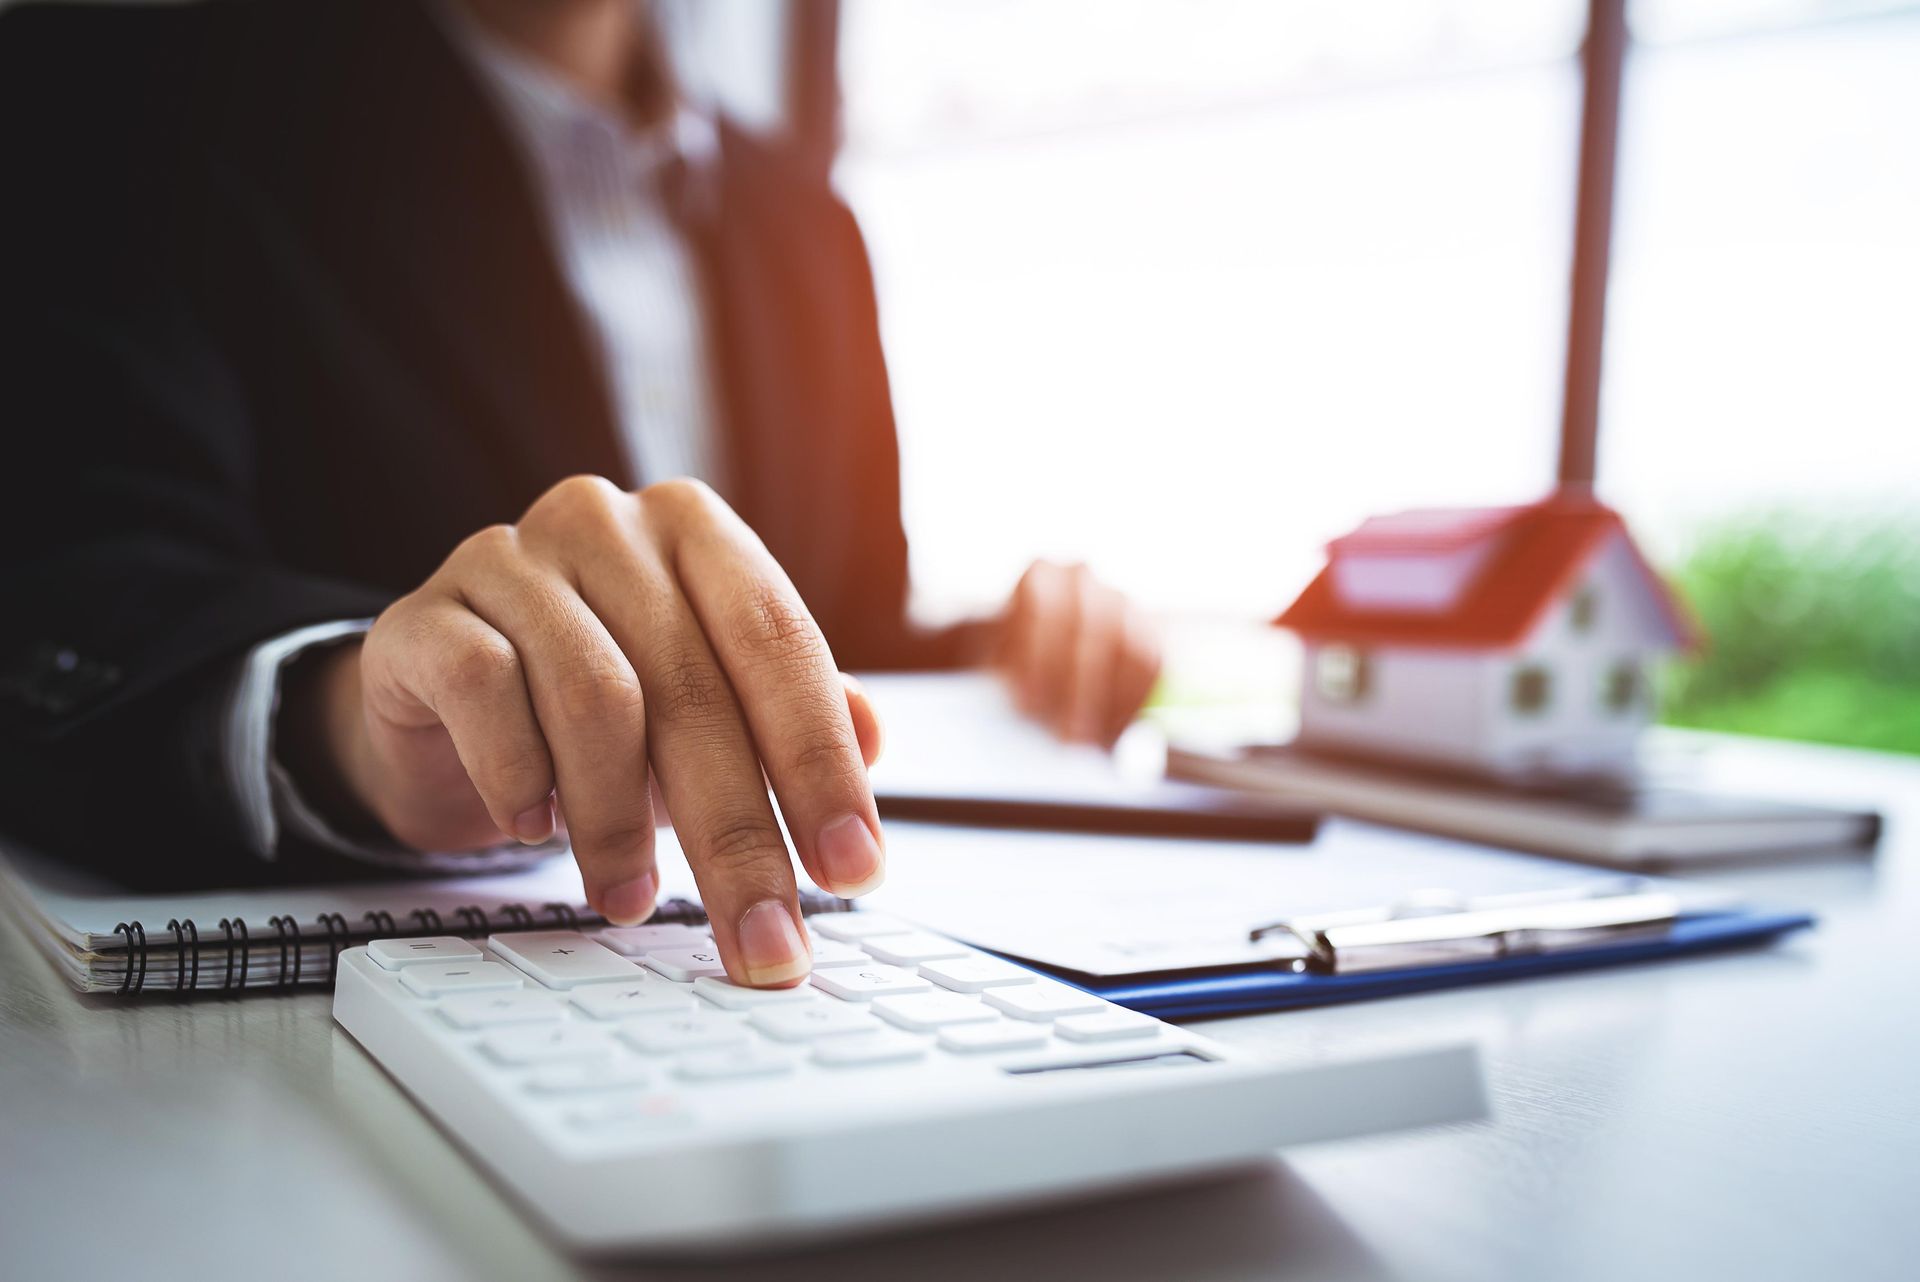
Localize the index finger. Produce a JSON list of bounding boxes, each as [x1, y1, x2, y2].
[[654, 485, 886, 900]]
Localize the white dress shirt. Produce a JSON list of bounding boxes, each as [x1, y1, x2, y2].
[[225, 16, 720, 862]]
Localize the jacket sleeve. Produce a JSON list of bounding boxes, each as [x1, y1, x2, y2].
[[0, 12, 393, 885], [0, 295, 396, 887]]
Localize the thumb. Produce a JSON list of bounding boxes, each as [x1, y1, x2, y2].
[[841, 673, 884, 768]]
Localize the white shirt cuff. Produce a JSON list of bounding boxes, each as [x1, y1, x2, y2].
[[225, 619, 371, 859]]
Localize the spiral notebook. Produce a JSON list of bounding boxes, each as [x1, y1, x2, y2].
[[0, 835, 837, 997]]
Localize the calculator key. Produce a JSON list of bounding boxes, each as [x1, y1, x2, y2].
[[871, 992, 1000, 1032], [982, 981, 1108, 1022], [525, 1063, 652, 1096], [619, 1015, 751, 1055], [692, 976, 820, 1010], [748, 1003, 882, 1042], [807, 939, 874, 968], [367, 937, 482, 970], [438, 991, 568, 1029], [481, 1026, 609, 1065], [398, 960, 524, 998], [809, 913, 916, 943], [937, 1020, 1051, 1054], [918, 955, 1037, 993], [1055, 1010, 1160, 1042], [809, 965, 932, 1001], [569, 982, 696, 1021], [674, 1047, 795, 1082], [812, 1032, 929, 1068], [594, 924, 710, 956], [489, 932, 642, 989], [641, 947, 730, 982], [859, 932, 973, 966]]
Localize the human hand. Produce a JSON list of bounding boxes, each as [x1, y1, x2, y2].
[[995, 560, 1161, 747], [292, 477, 885, 987]]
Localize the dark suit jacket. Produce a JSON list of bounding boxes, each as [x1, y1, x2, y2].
[[0, 0, 966, 885]]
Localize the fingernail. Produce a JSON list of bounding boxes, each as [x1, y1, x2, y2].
[[816, 813, 885, 896], [735, 900, 810, 987], [513, 799, 555, 844], [598, 870, 657, 926]]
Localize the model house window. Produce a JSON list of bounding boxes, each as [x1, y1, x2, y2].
[[1569, 585, 1598, 634], [1315, 645, 1371, 704], [1510, 664, 1552, 714], [1603, 660, 1640, 713]]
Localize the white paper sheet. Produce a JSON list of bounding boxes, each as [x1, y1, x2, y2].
[[866, 817, 1693, 977]]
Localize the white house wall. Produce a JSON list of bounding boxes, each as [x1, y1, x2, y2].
[[1298, 646, 1492, 766], [1483, 533, 1662, 776]]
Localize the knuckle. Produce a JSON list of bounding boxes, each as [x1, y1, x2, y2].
[[699, 811, 785, 871], [368, 592, 423, 650], [639, 476, 719, 516], [527, 474, 628, 537], [787, 722, 859, 776], [442, 633, 519, 700], [554, 669, 646, 730], [545, 473, 624, 510], [651, 651, 733, 725], [732, 584, 827, 668], [488, 740, 555, 793], [449, 523, 519, 572], [1026, 560, 1068, 603], [577, 819, 654, 861]]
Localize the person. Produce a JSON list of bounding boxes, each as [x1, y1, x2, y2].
[[0, 0, 1160, 987]]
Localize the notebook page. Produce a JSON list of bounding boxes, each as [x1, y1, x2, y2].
[[0, 832, 707, 951]]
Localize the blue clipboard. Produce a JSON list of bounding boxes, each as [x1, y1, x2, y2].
[[1072, 908, 1813, 1020]]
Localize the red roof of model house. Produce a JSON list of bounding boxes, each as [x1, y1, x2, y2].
[[1275, 494, 1700, 651]]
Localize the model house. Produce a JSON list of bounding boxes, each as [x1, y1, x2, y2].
[[1276, 494, 1699, 780]]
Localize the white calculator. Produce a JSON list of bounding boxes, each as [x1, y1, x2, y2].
[[333, 912, 1483, 1253]]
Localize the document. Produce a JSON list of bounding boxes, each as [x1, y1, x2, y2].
[[866, 817, 1721, 978]]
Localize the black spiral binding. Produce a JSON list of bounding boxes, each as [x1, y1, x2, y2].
[[319, 912, 349, 982], [168, 918, 200, 992], [103, 897, 642, 996], [221, 917, 249, 990], [102, 888, 851, 996], [269, 915, 302, 989], [114, 920, 148, 994]]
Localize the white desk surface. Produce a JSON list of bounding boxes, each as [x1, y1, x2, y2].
[[2, 732, 1915, 1282]]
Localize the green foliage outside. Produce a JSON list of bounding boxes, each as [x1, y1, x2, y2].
[[1660, 509, 1920, 757]]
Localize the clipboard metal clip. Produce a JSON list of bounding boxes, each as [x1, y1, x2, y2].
[[1249, 888, 1682, 975]]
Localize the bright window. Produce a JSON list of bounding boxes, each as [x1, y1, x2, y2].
[[836, 1, 1920, 752], [838, 0, 1587, 623]]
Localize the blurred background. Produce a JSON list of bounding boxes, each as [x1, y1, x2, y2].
[[722, 0, 1913, 756], [824, 0, 1920, 755], [25, 0, 1908, 753]]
